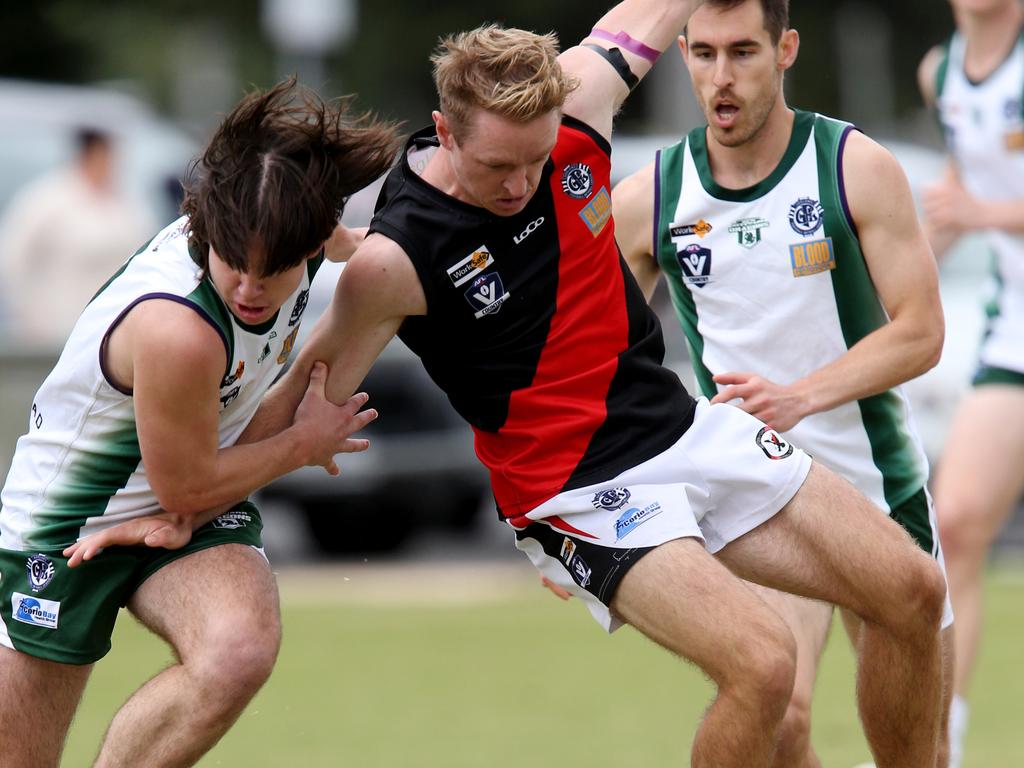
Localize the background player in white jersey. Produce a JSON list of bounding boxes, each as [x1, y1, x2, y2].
[[0, 79, 395, 768], [919, 1, 1024, 765], [605, 1, 955, 766]]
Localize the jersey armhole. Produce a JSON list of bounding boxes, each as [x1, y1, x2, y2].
[[364, 223, 435, 316], [835, 125, 860, 240], [99, 293, 230, 396]]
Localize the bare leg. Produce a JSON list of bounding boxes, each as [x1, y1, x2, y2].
[[717, 463, 946, 768], [0, 645, 92, 768], [932, 387, 1024, 700], [93, 545, 281, 768], [747, 585, 832, 768], [611, 537, 798, 768]]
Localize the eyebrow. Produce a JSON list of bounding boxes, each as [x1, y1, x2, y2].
[[690, 38, 763, 50]]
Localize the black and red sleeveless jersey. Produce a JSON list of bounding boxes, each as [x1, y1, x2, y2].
[[368, 117, 696, 521]]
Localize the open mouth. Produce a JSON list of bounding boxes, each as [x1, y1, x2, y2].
[[713, 102, 740, 128], [234, 303, 269, 322]]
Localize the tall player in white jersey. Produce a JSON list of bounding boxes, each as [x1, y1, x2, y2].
[[0, 79, 393, 768], [919, 1, 1024, 765], [608, 1, 953, 765]]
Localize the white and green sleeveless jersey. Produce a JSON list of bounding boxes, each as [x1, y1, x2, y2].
[[654, 110, 928, 513], [935, 31, 1024, 375], [0, 216, 319, 550]]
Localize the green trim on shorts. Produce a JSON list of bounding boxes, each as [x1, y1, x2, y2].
[[888, 487, 935, 557], [0, 501, 263, 666], [972, 365, 1024, 388]]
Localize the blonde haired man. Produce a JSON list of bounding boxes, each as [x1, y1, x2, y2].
[[75, 3, 948, 765]]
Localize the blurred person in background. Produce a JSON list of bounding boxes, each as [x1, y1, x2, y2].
[[919, 1, 1024, 766], [608, 1, 953, 766], [0, 127, 153, 348], [0, 79, 392, 768]]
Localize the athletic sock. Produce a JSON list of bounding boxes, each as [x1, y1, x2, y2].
[[948, 694, 969, 768]]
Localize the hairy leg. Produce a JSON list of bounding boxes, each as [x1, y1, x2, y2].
[[746, 585, 832, 768], [611, 537, 798, 768], [717, 463, 946, 768], [932, 386, 1024, 698], [93, 545, 281, 768], [0, 645, 92, 768]]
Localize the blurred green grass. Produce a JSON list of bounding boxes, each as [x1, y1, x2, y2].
[[63, 561, 1024, 767]]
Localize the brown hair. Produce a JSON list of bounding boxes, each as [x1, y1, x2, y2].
[[182, 77, 401, 276], [686, 0, 790, 45], [431, 25, 578, 141]]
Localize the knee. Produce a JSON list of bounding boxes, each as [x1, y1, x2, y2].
[[724, 625, 797, 721], [937, 499, 992, 562], [887, 555, 946, 637], [188, 610, 282, 705]]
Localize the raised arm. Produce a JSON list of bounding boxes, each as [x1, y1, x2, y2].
[[559, 0, 701, 139], [612, 159, 662, 300], [713, 132, 944, 430]]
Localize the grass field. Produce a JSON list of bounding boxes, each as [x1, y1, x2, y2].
[[63, 559, 1024, 767]]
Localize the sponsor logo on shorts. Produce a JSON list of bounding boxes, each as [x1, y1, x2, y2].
[[615, 502, 663, 540], [789, 238, 835, 277], [559, 537, 592, 589], [670, 219, 713, 239], [447, 246, 494, 287], [25, 554, 55, 593], [277, 326, 299, 365], [12, 592, 59, 630], [592, 488, 631, 511], [788, 197, 825, 236], [289, 289, 309, 326], [561, 163, 594, 199], [464, 273, 510, 318], [560, 537, 576, 564], [756, 426, 794, 460], [728, 217, 770, 249], [212, 510, 253, 530], [579, 187, 612, 237], [677, 244, 712, 288]]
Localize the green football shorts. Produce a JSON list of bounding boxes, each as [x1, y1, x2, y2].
[[0, 501, 263, 665]]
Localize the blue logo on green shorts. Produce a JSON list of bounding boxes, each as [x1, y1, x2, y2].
[[12, 592, 60, 629]]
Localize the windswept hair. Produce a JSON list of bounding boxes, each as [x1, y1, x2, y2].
[[686, 0, 790, 45], [431, 25, 578, 141], [182, 77, 402, 276]]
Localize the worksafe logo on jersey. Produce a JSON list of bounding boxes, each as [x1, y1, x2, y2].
[[677, 244, 712, 288], [212, 509, 253, 530], [25, 554, 55, 593], [788, 198, 825, 236], [728, 217, 770, 249], [447, 246, 494, 287], [464, 273, 510, 318], [789, 238, 836, 277], [756, 427, 794, 461], [579, 187, 612, 237], [592, 487, 631, 511], [615, 502, 663, 541], [670, 219, 713, 239], [12, 592, 60, 630], [561, 163, 594, 199]]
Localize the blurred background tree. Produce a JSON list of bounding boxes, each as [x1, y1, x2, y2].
[[0, 0, 957, 142]]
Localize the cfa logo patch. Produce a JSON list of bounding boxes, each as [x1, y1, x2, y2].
[[12, 592, 59, 630], [212, 510, 253, 530], [728, 217, 770, 249], [447, 246, 494, 287], [561, 163, 593, 199], [592, 487, 631, 511], [579, 187, 612, 237], [789, 238, 835, 277], [756, 426, 793, 460], [788, 198, 825, 236], [464, 273, 510, 318], [26, 554, 55, 593], [670, 219, 713, 239], [677, 244, 712, 288], [615, 502, 663, 541]]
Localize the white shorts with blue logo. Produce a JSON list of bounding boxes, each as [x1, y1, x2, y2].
[[512, 398, 813, 632]]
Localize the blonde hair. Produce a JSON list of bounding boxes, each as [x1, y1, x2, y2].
[[431, 25, 579, 141]]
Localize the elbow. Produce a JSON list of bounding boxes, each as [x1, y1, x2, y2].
[[917, 323, 945, 376], [152, 487, 209, 519]]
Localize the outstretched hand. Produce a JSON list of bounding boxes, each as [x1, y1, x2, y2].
[[710, 371, 808, 433], [541, 575, 573, 601], [294, 361, 378, 475], [62, 512, 192, 568]]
